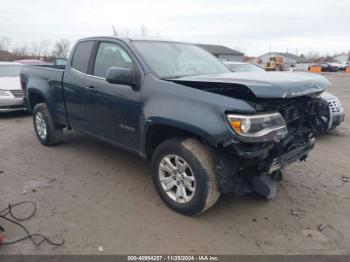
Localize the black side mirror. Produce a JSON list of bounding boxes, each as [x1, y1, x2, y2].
[[106, 67, 135, 87]]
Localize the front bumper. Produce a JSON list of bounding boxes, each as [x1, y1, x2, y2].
[[229, 137, 315, 173], [0, 96, 26, 112], [330, 112, 345, 129], [268, 138, 315, 174], [217, 135, 315, 195]]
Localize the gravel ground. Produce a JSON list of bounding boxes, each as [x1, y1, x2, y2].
[[0, 72, 349, 255]]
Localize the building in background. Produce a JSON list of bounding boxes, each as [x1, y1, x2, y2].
[[196, 44, 244, 62], [334, 53, 350, 64], [258, 52, 309, 70]]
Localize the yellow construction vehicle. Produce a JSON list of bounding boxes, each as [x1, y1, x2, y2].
[[265, 57, 285, 71]]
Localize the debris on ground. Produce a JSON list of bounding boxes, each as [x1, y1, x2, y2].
[[21, 189, 27, 195], [0, 201, 65, 247], [302, 229, 329, 242], [319, 223, 327, 231], [290, 209, 307, 220], [98, 246, 104, 252], [342, 176, 349, 183]]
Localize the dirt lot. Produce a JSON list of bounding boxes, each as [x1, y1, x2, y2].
[[0, 72, 349, 255]]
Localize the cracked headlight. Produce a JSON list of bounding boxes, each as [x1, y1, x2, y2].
[[0, 89, 11, 96], [227, 112, 288, 142]]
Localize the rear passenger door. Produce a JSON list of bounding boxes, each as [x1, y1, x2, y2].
[[63, 40, 95, 130], [85, 41, 142, 151]]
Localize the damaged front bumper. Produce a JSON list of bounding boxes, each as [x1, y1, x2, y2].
[[215, 96, 326, 198], [216, 136, 315, 198], [267, 137, 314, 174]]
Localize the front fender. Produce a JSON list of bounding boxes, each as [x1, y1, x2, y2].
[[143, 117, 220, 146], [140, 74, 256, 156]]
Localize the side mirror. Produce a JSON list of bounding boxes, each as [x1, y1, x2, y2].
[[106, 67, 134, 87]]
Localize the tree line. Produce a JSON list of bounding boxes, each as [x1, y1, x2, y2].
[[0, 36, 70, 62]]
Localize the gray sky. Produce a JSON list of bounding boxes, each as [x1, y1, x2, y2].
[[0, 0, 349, 56]]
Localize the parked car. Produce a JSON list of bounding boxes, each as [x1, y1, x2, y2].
[[14, 59, 49, 66], [53, 59, 67, 67], [320, 92, 345, 129], [308, 63, 338, 72], [0, 62, 26, 112], [22, 37, 332, 215], [224, 61, 345, 130]]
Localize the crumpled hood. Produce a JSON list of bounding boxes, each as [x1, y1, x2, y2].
[[169, 72, 330, 98], [0, 76, 21, 91]]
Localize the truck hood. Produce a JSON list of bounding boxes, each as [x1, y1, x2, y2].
[[0, 76, 21, 91], [169, 72, 330, 99]]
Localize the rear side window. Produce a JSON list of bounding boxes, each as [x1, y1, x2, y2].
[[71, 41, 94, 73]]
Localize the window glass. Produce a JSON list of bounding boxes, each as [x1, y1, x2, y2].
[[71, 41, 94, 73], [0, 65, 22, 77], [93, 42, 133, 78], [132, 41, 231, 78]]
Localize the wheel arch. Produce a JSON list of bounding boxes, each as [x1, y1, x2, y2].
[[143, 118, 217, 160], [27, 89, 46, 111]]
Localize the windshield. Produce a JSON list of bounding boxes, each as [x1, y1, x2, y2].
[[227, 64, 264, 72], [132, 41, 231, 78], [0, 65, 22, 77]]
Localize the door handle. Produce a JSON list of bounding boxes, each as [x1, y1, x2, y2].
[[87, 85, 97, 93]]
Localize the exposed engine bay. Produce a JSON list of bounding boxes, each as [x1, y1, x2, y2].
[[168, 77, 332, 198]]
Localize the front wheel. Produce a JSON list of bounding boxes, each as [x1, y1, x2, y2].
[[33, 103, 63, 146], [151, 138, 220, 216]]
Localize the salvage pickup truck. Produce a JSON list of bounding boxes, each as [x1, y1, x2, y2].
[[21, 37, 332, 215]]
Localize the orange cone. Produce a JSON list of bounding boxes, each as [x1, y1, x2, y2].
[[309, 66, 322, 73]]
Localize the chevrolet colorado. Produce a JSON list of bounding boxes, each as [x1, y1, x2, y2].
[[21, 37, 331, 215]]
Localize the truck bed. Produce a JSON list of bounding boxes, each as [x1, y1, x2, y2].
[[21, 65, 67, 126], [22, 65, 65, 84]]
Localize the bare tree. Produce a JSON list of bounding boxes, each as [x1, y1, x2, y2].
[[29, 42, 39, 57], [112, 25, 118, 36], [13, 43, 29, 57], [119, 28, 131, 37], [39, 40, 51, 57], [0, 36, 11, 51], [111, 25, 164, 39], [305, 51, 320, 62], [140, 25, 148, 39], [51, 38, 70, 59]]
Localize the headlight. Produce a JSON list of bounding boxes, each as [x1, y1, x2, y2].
[[227, 112, 287, 142], [0, 89, 11, 96]]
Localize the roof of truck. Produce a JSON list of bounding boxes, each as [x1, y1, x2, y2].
[[77, 36, 197, 45]]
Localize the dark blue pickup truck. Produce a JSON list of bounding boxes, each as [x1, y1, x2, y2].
[[21, 37, 332, 215]]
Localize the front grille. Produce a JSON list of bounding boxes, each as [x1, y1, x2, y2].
[[10, 89, 24, 98], [327, 99, 341, 113]]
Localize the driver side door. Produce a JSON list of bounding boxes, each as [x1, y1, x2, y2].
[[85, 41, 142, 151]]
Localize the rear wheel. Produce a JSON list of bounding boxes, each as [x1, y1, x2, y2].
[[33, 103, 63, 146], [151, 138, 220, 216]]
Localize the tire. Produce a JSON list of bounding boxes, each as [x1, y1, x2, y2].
[[33, 103, 63, 146], [151, 137, 220, 216]]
